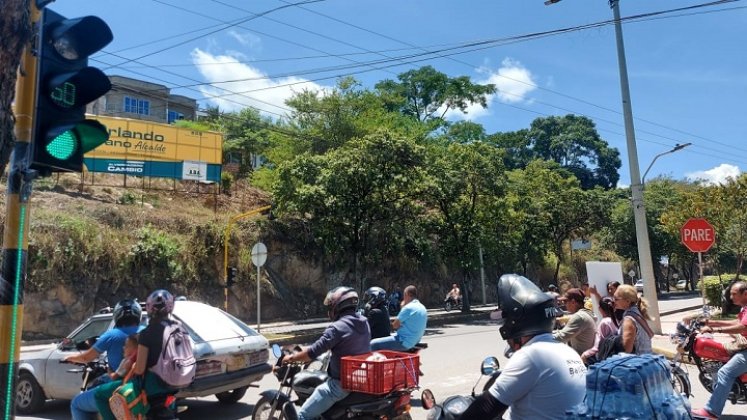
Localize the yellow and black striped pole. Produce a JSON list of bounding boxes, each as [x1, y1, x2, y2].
[[1, 3, 40, 419]]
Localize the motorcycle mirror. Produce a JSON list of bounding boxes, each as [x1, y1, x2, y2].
[[421, 389, 436, 410], [271, 344, 282, 359], [481, 357, 500, 375]]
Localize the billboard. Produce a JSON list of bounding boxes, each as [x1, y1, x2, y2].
[[83, 115, 223, 182]]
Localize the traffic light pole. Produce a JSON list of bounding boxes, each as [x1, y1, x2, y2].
[[223, 205, 271, 312], [1, 4, 40, 419]]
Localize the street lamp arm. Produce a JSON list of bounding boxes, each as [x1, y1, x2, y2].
[[642, 143, 692, 185]]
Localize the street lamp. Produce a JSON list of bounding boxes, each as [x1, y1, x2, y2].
[[546, 0, 663, 332], [642, 143, 692, 185]]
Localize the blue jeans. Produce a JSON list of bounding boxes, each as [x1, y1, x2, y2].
[[70, 388, 98, 420], [370, 335, 409, 352], [297, 378, 349, 420], [705, 349, 747, 415]]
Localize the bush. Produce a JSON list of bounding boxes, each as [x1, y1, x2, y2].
[[699, 274, 736, 308], [221, 172, 234, 194]]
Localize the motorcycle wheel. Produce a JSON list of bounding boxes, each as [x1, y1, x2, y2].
[[251, 396, 284, 420], [670, 366, 691, 397], [444, 301, 452, 312], [215, 386, 248, 404]]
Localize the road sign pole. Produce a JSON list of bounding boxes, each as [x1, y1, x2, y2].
[[257, 264, 261, 332], [698, 251, 705, 307]]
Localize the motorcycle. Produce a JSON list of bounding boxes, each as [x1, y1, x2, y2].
[[61, 360, 181, 420], [443, 296, 462, 312], [60, 359, 109, 391], [420, 356, 501, 420], [253, 344, 416, 420], [670, 311, 747, 405]]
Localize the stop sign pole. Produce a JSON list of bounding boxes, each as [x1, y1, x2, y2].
[[251, 242, 267, 332], [680, 218, 716, 307]]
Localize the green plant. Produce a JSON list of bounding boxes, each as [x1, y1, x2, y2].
[[221, 172, 234, 194], [699, 274, 735, 307], [118, 191, 138, 205]]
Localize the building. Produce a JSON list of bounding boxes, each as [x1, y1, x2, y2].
[[87, 75, 197, 124]]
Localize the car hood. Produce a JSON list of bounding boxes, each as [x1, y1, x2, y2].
[[20, 343, 57, 359]]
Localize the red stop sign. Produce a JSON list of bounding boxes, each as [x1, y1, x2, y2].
[[681, 218, 716, 253]]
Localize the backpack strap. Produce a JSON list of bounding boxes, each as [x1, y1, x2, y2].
[[626, 311, 654, 338]]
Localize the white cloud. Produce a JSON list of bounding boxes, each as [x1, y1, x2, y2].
[[227, 30, 261, 49], [191, 49, 330, 116], [685, 164, 741, 185], [443, 57, 537, 121]]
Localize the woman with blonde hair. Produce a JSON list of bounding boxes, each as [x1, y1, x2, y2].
[[613, 284, 654, 354]]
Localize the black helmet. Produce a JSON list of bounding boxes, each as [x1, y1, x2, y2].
[[113, 299, 142, 326], [146, 289, 175, 318], [363, 287, 387, 308], [496, 274, 561, 341], [324, 286, 359, 321]]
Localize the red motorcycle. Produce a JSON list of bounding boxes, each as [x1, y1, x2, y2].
[[671, 315, 747, 405]]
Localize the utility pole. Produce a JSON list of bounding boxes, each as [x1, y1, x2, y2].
[[544, 0, 662, 333], [610, 0, 661, 333], [1, 3, 40, 418]]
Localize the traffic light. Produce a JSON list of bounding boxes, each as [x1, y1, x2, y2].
[[226, 267, 238, 287], [31, 8, 113, 174]]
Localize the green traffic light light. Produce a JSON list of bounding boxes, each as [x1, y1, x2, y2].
[[46, 130, 77, 159]]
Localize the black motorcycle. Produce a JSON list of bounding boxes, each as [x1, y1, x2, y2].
[[421, 356, 501, 420], [443, 296, 462, 312], [254, 344, 415, 420]]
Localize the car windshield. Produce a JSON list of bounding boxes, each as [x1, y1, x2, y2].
[[173, 302, 259, 343], [67, 317, 112, 345]]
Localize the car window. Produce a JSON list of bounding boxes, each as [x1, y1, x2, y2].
[[68, 317, 112, 343], [174, 305, 259, 343]]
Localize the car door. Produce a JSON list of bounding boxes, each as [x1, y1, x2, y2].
[[44, 316, 114, 399]]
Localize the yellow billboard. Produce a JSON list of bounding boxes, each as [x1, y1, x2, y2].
[[85, 115, 222, 165]]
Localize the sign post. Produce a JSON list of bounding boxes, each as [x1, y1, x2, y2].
[[680, 218, 716, 306], [251, 242, 267, 331]]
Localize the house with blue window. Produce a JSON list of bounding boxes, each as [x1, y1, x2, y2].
[[87, 75, 197, 124]]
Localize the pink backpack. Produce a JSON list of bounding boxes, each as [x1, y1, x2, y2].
[[150, 320, 196, 388]]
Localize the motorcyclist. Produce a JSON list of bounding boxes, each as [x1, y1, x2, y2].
[[692, 280, 747, 419], [283, 287, 371, 420], [445, 283, 461, 304], [461, 274, 586, 419], [363, 286, 391, 339], [64, 299, 142, 420], [371, 285, 427, 351]]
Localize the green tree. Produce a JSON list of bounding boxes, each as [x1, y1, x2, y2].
[[375, 66, 496, 124], [273, 131, 425, 289], [421, 141, 507, 310], [493, 115, 621, 190]]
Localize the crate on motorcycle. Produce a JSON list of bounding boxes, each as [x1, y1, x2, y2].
[[341, 350, 419, 395]]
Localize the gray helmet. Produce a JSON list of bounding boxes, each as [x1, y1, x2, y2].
[[496, 274, 561, 341], [113, 299, 142, 326], [146, 289, 175, 318], [324, 286, 359, 321]]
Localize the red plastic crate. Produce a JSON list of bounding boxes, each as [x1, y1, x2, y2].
[[340, 350, 419, 395]]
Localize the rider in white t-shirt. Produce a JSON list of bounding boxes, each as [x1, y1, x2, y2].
[[462, 274, 587, 419]]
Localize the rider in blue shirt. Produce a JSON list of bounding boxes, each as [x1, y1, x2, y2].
[[371, 285, 427, 351], [65, 299, 142, 420]]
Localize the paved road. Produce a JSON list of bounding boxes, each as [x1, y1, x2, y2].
[[21, 293, 744, 420]]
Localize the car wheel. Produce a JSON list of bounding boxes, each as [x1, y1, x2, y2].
[[215, 386, 248, 404], [251, 395, 284, 420], [16, 371, 45, 414]]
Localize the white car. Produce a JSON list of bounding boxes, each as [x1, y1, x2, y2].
[[17, 299, 271, 414], [675, 279, 688, 290], [635, 279, 645, 293]]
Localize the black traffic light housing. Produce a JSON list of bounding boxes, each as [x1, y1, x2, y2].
[[32, 8, 113, 174], [226, 267, 238, 287]]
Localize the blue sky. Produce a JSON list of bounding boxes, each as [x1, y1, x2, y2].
[[53, 0, 747, 186]]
